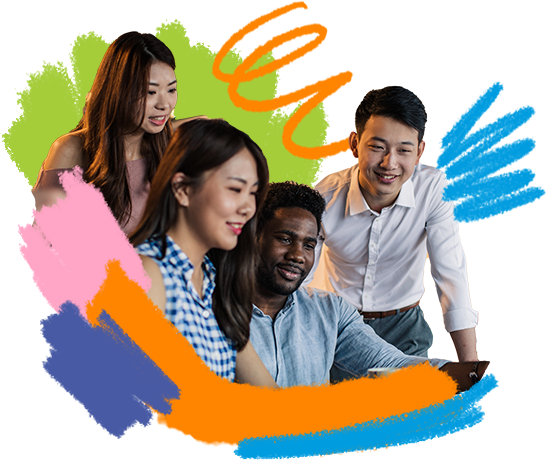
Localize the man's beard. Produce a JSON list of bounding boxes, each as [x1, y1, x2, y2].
[[257, 263, 307, 296]]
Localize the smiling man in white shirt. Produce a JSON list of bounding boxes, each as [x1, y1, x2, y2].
[[308, 86, 478, 364]]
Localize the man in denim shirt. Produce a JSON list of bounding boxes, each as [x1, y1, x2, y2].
[[249, 182, 455, 387]]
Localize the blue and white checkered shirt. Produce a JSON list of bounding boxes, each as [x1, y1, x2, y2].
[[136, 235, 236, 381]]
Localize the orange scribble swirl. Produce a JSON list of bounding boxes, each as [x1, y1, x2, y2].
[[212, 31, 354, 160]]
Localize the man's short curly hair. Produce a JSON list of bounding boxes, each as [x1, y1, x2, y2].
[[257, 181, 326, 234]]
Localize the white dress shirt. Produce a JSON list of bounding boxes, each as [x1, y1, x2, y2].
[[307, 163, 478, 333]]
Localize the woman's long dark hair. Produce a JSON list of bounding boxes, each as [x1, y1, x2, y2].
[[130, 119, 269, 351], [74, 31, 176, 226]]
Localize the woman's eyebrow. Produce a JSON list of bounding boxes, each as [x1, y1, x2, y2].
[[149, 79, 177, 86], [228, 177, 260, 187], [228, 177, 247, 184]]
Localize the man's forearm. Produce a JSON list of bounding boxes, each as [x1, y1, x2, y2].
[[450, 327, 478, 361]]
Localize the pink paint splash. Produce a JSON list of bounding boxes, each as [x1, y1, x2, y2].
[[19, 168, 150, 316]]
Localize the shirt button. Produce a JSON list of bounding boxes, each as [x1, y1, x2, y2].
[[202, 310, 210, 318], [370, 243, 376, 248], [367, 275, 371, 279]]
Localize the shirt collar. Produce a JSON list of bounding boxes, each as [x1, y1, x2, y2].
[[252, 292, 295, 318], [163, 234, 216, 286], [347, 166, 416, 216], [347, 167, 367, 216], [395, 174, 416, 208]]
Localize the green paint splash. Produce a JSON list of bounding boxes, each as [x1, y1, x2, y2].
[[3, 22, 325, 186]]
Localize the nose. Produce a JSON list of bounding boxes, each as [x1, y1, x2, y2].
[[155, 91, 173, 112], [238, 192, 256, 221], [380, 150, 397, 170], [285, 242, 305, 264]]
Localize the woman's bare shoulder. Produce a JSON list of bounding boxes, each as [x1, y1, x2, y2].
[[139, 254, 167, 313], [43, 132, 84, 170], [139, 254, 161, 276]]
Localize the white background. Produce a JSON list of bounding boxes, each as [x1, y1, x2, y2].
[[0, 0, 546, 460]]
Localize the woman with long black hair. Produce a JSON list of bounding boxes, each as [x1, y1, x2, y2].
[[33, 31, 198, 234], [131, 119, 277, 386]]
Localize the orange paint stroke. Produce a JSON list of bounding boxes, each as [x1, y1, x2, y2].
[[217, 24, 327, 84], [213, 1, 352, 160], [87, 261, 457, 444]]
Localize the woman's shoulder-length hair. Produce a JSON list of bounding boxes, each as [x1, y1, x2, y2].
[[131, 118, 270, 351], [79, 31, 176, 226]]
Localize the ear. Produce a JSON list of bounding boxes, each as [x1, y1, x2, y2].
[[416, 140, 425, 164], [171, 172, 191, 207], [349, 132, 359, 159]]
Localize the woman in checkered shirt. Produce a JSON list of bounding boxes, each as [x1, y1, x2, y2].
[[131, 118, 277, 387]]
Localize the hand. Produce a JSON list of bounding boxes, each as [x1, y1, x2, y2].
[[440, 361, 489, 393]]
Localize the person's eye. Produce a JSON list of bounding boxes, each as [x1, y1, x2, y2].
[[148, 91, 156, 95], [304, 243, 316, 250], [370, 145, 383, 150], [278, 237, 291, 244], [169, 88, 177, 93], [229, 187, 242, 193]]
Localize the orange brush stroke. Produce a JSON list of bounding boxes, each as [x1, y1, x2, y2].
[[87, 261, 457, 444], [212, 1, 352, 160]]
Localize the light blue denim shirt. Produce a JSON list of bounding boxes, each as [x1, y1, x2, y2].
[[250, 287, 449, 387]]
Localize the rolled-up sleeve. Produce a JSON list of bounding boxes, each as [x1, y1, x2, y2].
[[426, 173, 478, 332]]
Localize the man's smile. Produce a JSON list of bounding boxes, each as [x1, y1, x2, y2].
[[374, 171, 399, 183], [276, 264, 303, 281]]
